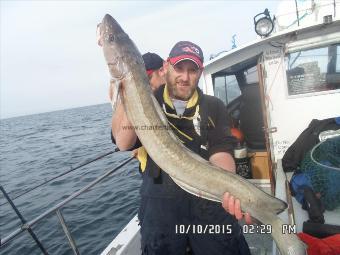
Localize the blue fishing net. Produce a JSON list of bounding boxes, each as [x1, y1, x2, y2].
[[299, 136, 340, 210]]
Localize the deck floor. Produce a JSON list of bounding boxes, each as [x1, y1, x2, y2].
[[244, 231, 272, 255]]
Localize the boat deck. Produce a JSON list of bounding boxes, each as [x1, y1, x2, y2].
[[102, 161, 340, 255]]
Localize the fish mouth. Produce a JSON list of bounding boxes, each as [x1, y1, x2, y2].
[[108, 57, 129, 81], [108, 63, 126, 80]]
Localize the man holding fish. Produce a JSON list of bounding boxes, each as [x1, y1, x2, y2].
[[110, 40, 251, 255]]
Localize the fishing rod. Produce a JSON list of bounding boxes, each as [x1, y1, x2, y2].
[[0, 148, 120, 207]]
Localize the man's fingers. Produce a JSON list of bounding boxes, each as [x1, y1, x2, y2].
[[234, 199, 243, 220], [110, 80, 125, 102], [109, 82, 114, 101], [131, 149, 138, 158], [222, 193, 252, 224], [222, 192, 229, 211], [228, 194, 235, 215], [244, 213, 252, 225], [97, 23, 103, 47]]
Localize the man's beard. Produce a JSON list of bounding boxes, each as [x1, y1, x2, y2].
[[165, 76, 196, 100]]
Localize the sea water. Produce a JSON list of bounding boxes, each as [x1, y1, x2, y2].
[[0, 103, 141, 255]]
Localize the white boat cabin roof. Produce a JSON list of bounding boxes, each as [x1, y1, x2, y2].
[[201, 2, 340, 161]]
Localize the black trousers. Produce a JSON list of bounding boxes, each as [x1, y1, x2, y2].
[[138, 174, 251, 255]]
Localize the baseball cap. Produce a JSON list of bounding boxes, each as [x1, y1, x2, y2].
[[168, 41, 204, 69], [142, 52, 164, 75]]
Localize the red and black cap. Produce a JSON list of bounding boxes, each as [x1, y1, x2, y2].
[[142, 52, 164, 76], [168, 41, 204, 69]]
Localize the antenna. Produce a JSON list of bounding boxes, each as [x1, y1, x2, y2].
[[294, 0, 300, 26]]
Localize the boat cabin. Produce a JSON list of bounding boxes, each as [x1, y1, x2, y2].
[[201, 1, 340, 253]]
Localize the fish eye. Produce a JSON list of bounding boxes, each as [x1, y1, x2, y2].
[[108, 34, 115, 42]]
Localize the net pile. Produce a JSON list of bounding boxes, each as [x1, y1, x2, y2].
[[300, 136, 340, 210]]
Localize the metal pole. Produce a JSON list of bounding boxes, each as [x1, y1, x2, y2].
[[56, 210, 80, 255], [1, 156, 133, 246], [0, 148, 119, 206], [284, 178, 296, 227], [0, 186, 49, 254], [295, 0, 300, 26], [224, 75, 228, 105]]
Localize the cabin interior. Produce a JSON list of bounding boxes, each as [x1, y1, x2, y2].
[[211, 43, 340, 186], [211, 55, 271, 180]]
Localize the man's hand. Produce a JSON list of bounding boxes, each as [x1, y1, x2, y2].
[[97, 23, 104, 47], [131, 148, 138, 158], [222, 192, 252, 224]]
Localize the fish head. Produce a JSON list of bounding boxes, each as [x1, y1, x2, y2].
[[101, 14, 125, 39], [98, 14, 136, 80]]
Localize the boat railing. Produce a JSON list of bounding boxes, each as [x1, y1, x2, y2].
[[0, 149, 133, 255]]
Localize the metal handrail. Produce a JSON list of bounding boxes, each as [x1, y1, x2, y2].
[[56, 209, 80, 255], [0, 148, 120, 207], [0, 156, 134, 252], [0, 186, 49, 254]]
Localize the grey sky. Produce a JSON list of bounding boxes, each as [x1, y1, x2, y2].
[[1, 1, 278, 119]]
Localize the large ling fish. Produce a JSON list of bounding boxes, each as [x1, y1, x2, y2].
[[98, 14, 306, 255]]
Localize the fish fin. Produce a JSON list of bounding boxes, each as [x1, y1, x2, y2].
[[170, 175, 221, 203], [110, 79, 122, 113]]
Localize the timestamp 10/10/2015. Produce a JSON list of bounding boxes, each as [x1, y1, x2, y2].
[[175, 224, 297, 235], [175, 224, 273, 235]]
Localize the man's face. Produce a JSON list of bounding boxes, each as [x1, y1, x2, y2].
[[164, 60, 202, 100], [148, 68, 165, 92]]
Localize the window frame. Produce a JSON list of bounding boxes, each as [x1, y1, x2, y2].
[[212, 74, 241, 105], [285, 43, 340, 98]]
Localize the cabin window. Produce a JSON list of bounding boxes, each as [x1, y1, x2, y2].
[[214, 76, 228, 105], [286, 44, 340, 96], [244, 66, 258, 84], [213, 75, 241, 105], [226, 75, 241, 103]]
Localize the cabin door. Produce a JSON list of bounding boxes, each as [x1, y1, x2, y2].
[[257, 60, 276, 193]]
